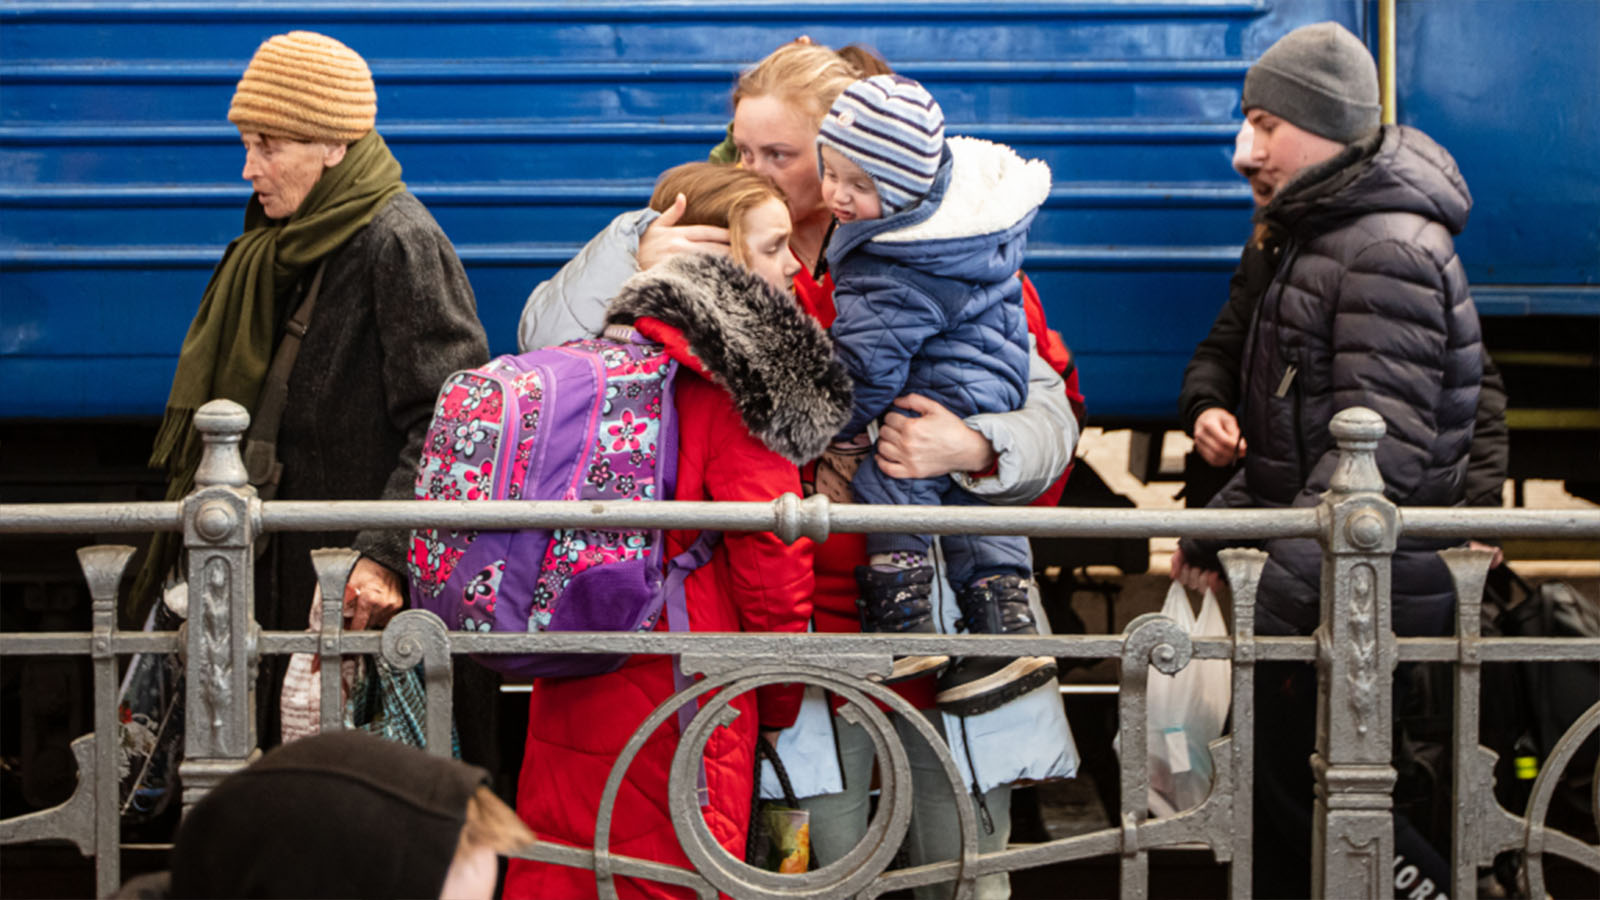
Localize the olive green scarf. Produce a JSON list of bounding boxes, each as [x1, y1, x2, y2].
[[129, 131, 404, 625]]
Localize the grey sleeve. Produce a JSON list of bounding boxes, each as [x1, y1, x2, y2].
[[953, 336, 1080, 505], [517, 207, 663, 351]]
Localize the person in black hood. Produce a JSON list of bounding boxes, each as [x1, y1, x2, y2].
[[112, 730, 535, 899], [1170, 22, 1482, 899]]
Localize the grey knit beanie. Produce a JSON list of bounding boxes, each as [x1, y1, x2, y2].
[[1242, 22, 1381, 143], [817, 75, 945, 214]]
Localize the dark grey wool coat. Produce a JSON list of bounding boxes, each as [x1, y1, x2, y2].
[[1183, 125, 1482, 638], [255, 191, 489, 736]]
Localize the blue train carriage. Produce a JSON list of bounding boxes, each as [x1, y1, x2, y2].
[[0, 1, 1596, 888], [0, 2, 1595, 520]]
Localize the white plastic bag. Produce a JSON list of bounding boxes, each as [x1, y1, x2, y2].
[[1141, 581, 1232, 816], [279, 585, 361, 745]]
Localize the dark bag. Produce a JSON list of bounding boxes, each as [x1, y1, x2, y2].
[[1488, 571, 1599, 836], [745, 740, 811, 873], [1394, 569, 1600, 857]]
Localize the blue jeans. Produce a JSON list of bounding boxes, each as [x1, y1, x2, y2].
[[798, 708, 1012, 899]]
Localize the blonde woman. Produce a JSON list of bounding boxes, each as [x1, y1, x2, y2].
[[517, 42, 1079, 900]]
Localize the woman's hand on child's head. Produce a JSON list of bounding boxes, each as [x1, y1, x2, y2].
[[638, 192, 731, 271], [876, 393, 996, 479]]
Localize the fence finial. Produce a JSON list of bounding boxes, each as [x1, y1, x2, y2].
[[1328, 406, 1385, 495], [193, 399, 251, 488]]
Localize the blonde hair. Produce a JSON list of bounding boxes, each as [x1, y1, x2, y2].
[[731, 42, 862, 130], [650, 163, 786, 269], [453, 786, 535, 861]]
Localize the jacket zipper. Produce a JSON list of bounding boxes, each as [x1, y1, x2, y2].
[[1288, 356, 1308, 480]]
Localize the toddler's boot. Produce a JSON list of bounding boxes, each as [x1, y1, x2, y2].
[[854, 564, 949, 683], [935, 575, 1058, 715]]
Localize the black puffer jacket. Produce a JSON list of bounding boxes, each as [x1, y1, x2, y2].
[[1179, 234, 1508, 508], [1183, 125, 1483, 637]]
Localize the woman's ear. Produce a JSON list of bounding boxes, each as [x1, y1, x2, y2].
[[322, 141, 349, 169]]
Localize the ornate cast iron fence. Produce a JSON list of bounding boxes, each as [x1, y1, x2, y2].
[[2, 400, 1598, 899]]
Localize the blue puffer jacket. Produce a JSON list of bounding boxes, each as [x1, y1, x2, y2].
[[827, 136, 1051, 438]]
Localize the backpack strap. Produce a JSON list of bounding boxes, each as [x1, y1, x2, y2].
[[663, 530, 722, 805], [243, 260, 326, 500]]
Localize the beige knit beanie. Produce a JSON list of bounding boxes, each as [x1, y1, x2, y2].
[[228, 31, 376, 143]]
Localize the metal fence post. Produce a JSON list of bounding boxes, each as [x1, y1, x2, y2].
[[1312, 407, 1400, 897], [178, 400, 260, 812], [79, 545, 136, 897]]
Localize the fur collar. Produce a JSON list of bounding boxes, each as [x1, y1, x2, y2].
[[876, 136, 1051, 243], [605, 253, 853, 464]]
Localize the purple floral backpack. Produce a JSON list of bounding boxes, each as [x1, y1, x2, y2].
[[407, 325, 712, 679]]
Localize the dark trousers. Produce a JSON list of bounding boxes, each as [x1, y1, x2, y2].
[[852, 454, 1031, 587], [1252, 662, 1451, 899]]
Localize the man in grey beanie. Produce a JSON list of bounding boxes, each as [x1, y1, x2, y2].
[[1238, 20, 1381, 204], [1171, 20, 1480, 900]]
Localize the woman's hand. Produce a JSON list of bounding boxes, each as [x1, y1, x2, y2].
[[344, 556, 404, 630], [637, 193, 731, 270], [1193, 407, 1246, 467], [876, 393, 996, 479]]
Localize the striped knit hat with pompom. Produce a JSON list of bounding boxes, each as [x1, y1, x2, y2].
[[817, 75, 945, 214], [228, 31, 376, 143]]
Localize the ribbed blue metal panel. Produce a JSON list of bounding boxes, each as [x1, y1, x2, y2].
[[1391, 0, 1599, 286], [8, 0, 1587, 424]]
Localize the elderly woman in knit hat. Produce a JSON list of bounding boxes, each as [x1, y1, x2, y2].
[[131, 31, 490, 746]]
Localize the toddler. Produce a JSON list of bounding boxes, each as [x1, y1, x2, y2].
[[818, 75, 1056, 715]]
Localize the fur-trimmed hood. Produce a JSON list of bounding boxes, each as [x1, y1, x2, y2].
[[605, 253, 853, 464]]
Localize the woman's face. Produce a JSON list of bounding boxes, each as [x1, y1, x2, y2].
[[732, 95, 825, 223], [740, 197, 801, 292]]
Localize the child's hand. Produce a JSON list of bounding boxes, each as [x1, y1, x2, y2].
[[638, 193, 731, 270]]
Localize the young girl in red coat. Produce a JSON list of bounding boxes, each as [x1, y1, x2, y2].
[[505, 163, 853, 900]]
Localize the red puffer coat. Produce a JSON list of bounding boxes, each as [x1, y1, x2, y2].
[[505, 254, 853, 900]]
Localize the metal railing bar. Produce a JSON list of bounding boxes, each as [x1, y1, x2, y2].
[[0, 632, 183, 655], [6, 499, 1595, 542], [16, 631, 1593, 664], [0, 630, 1331, 661], [253, 498, 1326, 540], [0, 502, 181, 534], [1400, 507, 1600, 539], [1397, 636, 1600, 662]]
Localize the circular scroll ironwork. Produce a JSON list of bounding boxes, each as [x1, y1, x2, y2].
[[1522, 699, 1600, 899], [586, 661, 981, 900]]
